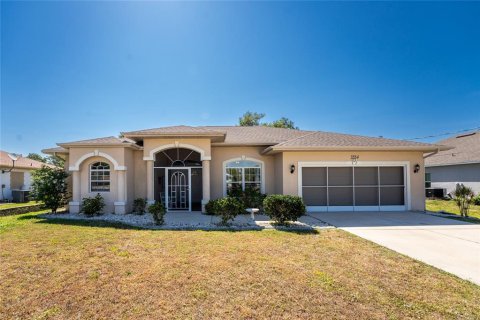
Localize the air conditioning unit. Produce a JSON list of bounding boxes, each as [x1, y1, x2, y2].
[[425, 188, 446, 198], [12, 190, 30, 203]]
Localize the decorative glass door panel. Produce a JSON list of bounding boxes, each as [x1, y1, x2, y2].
[[167, 169, 190, 210]]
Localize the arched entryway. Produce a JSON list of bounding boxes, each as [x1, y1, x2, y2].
[[153, 148, 203, 211]]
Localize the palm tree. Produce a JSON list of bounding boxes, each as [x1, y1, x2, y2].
[[453, 184, 475, 217]]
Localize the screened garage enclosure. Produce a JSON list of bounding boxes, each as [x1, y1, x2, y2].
[[299, 163, 408, 211]]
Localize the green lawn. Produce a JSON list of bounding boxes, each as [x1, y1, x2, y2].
[[426, 199, 480, 220], [0, 200, 40, 210], [1, 211, 479, 319]]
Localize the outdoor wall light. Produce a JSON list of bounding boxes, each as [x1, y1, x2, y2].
[[414, 164, 420, 173], [290, 164, 295, 174]]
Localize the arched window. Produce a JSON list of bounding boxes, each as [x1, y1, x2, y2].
[[90, 162, 110, 192], [154, 148, 202, 167], [225, 159, 262, 195]]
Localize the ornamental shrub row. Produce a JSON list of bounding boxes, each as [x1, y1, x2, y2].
[[205, 194, 306, 225]]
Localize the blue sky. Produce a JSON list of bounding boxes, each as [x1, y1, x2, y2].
[[1, 1, 479, 155]]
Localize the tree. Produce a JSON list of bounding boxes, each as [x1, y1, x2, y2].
[[27, 153, 46, 163], [31, 166, 70, 213], [453, 183, 475, 217], [239, 111, 265, 126], [265, 117, 298, 129], [46, 155, 65, 168]]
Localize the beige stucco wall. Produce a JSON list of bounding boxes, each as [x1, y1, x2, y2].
[[79, 156, 118, 213], [210, 146, 275, 199], [279, 151, 426, 211], [133, 150, 147, 199], [69, 147, 126, 168]]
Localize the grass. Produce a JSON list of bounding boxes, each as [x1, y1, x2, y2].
[[426, 199, 480, 220], [0, 200, 40, 210], [1, 211, 479, 319]]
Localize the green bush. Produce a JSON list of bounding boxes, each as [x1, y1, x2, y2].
[[81, 194, 105, 217], [205, 199, 220, 215], [473, 195, 480, 206], [215, 197, 245, 225], [263, 195, 306, 225], [149, 202, 166, 225], [30, 166, 69, 213], [132, 198, 147, 215], [228, 188, 267, 211]]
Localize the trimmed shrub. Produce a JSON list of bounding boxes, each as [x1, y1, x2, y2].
[[81, 194, 105, 217], [263, 195, 306, 225], [132, 198, 147, 215], [473, 195, 480, 206], [215, 197, 245, 225], [228, 188, 267, 211], [149, 202, 166, 225], [205, 199, 220, 215]]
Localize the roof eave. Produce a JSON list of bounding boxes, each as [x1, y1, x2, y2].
[[57, 143, 142, 150], [263, 145, 449, 154]]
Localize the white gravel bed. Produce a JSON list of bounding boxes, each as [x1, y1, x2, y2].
[[38, 212, 328, 231]]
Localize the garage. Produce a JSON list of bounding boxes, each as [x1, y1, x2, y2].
[[299, 162, 408, 212]]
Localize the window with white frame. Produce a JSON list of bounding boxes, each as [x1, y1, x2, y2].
[[90, 162, 110, 192], [225, 160, 262, 195]]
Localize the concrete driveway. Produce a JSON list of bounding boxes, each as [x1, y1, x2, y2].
[[308, 211, 480, 285]]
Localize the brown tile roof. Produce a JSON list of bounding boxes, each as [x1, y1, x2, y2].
[[201, 126, 312, 145], [51, 125, 445, 152], [122, 125, 226, 137], [58, 136, 138, 147], [425, 131, 480, 166], [42, 147, 68, 154], [0, 150, 54, 170], [264, 131, 447, 152]]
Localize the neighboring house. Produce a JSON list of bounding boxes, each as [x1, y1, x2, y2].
[[43, 125, 447, 214], [425, 130, 480, 195], [0, 150, 50, 201]]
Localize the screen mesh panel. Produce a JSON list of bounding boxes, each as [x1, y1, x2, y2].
[[380, 187, 405, 205], [380, 167, 404, 186], [302, 187, 327, 206], [354, 187, 379, 206], [328, 187, 353, 206], [328, 167, 353, 186], [302, 167, 327, 186], [354, 167, 378, 186]]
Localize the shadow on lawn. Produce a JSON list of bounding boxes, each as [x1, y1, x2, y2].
[[27, 214, 319, 234]]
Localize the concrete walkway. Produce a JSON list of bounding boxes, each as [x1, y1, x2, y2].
[[308, 211, 480, 285]]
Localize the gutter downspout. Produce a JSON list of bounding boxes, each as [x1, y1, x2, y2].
[[423, 148, 440, 159]]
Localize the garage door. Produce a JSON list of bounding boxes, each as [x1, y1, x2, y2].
[[300, 165, 407, 212]]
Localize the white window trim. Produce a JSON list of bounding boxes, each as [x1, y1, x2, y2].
[[89, 162, 111, 193], [297, 161, 411, 211], [222, 157, 265, 196]]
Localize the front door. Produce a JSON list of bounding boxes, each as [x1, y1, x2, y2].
[[167, 168, 190, 211]]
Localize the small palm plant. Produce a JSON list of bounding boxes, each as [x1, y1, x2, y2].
[[453, 184, 475, 217]]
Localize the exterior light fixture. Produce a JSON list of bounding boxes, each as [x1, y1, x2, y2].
[[290, 164, 295, 174], [414, 164, 420, 173], [2, 153, 19, 174]]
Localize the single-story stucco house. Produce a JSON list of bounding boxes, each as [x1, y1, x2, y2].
[[43, 125, 448, 214], [0, 150, 50, 202], [425, 130, 480, 196]]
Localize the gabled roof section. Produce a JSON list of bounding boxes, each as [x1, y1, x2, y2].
[[263, 131, 449, 153], [425, 130, 480, 167], [57, 136, 140, 148], [201, 126, 312, 145], [122, 125, 226, 142], [0, 150, 55, 170]]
